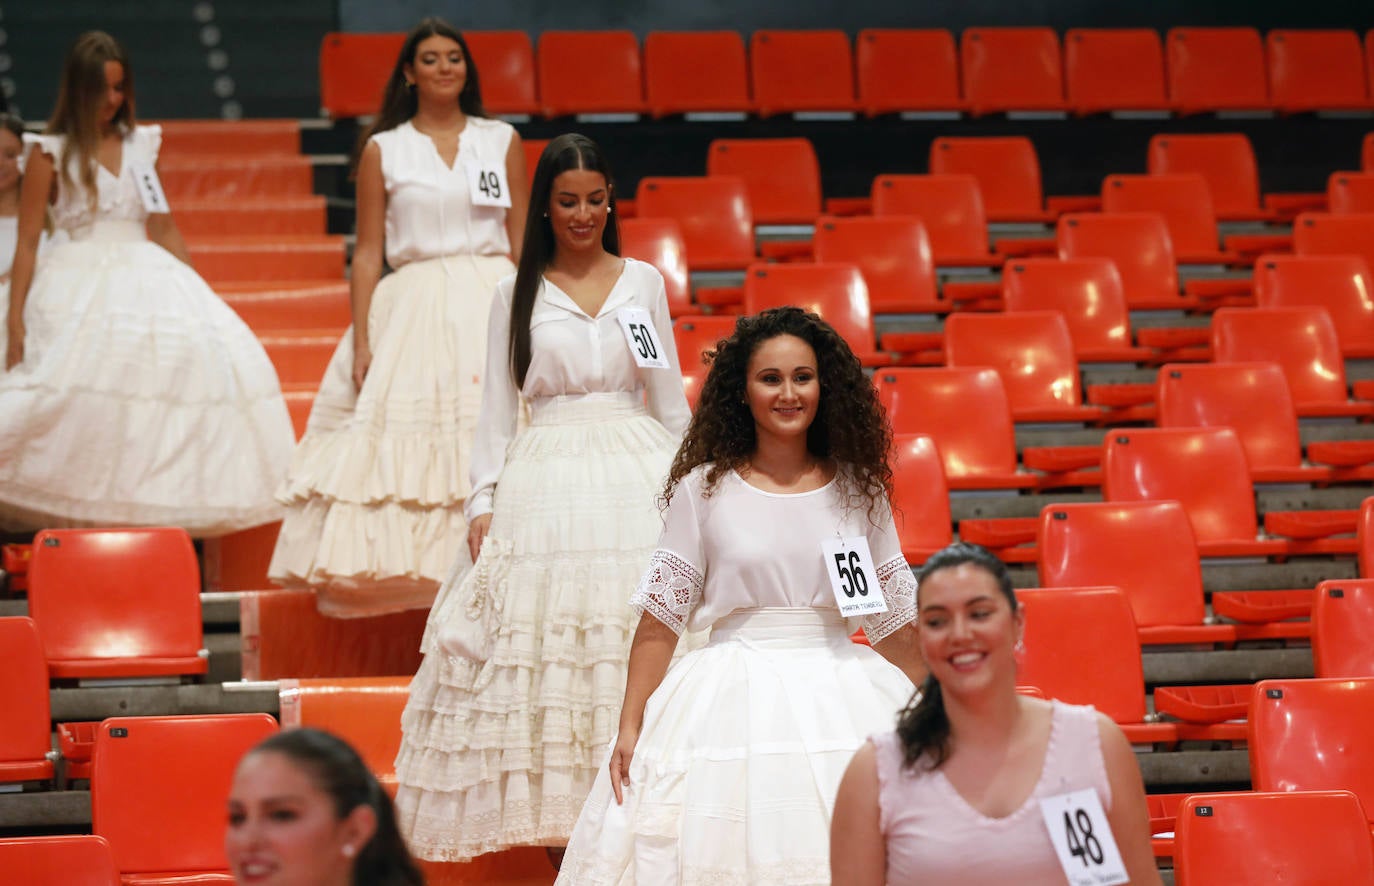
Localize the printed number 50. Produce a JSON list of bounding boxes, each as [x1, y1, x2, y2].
[[630, 323, 658, 359]]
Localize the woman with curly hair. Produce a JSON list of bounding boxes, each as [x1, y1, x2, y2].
[[556, 306, 926, 883]]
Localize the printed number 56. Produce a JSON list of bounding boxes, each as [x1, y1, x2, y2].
[[833, 550, 869, 598]]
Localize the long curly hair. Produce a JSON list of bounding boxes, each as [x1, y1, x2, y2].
[[664, 306, 893, 520]]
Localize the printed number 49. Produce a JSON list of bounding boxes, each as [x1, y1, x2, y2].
[[479, 171, 501, 199], [832, 551, 869, 598], [1063, 809, 1105, 867]]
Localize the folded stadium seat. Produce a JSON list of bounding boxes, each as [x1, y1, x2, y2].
[[1147, 132, 1323, 222], [277, 677, 410, 795], [1063, 29, 1171, 116], [749, 30, 857, 118], [238, 589, 427, 680], [1103, 427, 1359, 558], [1165, 27, 1271, 115], [219, 281, 351, 334], [28, 528, 208, 680], [1266, 29, 1372, 114], [706, 138, 821, 254], [619, 217, 692, 317], [1312, 579, 1374, 677], [1057, 212, 1207, 312], [1158, 362, 1374, 484], [1294, 212, 1374, 279], [1101, 173, 1291, 265], [1000, 258, 1156, 364], [159, 155, 314, 200], [1174, 791, 1374, 886], [959, 27, 1067, 116], [0, 617, 56, 785], [889, 435, 954, 564], [259, 332, 341, 387], [643, 31, 752, 119], [927, 136, 1062, 227], [2, 541, 30, 593], [1327, 170, 1374, 213], [0, 835, 120, 886], [156, 120, 301, 157], [741, 263, 891, 367], [672, 315, 737, 408], [1015, 587, 1179, 745], [1250, 677, 1374, 831], [1253, 254, 1374, 358], [537, 31, 645, 119], [636, 176, 755, 306], [173, 197, 327, 238], [92, 714, 277, 884], [463, 31, 538, 118], [1362, 497, 1374, 578], [200, 521, 285, 597], [1211, 306, 1374, 419], [189, 238, 347, 285], [855, 29, 964, 117], [871, 174, 1004, 270], [943, 312, 1108, 424]]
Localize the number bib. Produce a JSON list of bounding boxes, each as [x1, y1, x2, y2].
[[616, 306, 670, 369], [465, 161, 511, 208], [129, 160, 170, 214], [1037, 789, 1129, 886], [821, 536, 888, 618]]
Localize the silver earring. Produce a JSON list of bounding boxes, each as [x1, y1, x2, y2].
[[342, 844, 356, 858], [1014, 638, 1025, 654]]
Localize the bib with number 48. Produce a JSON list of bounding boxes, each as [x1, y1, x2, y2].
[[616, 306, 669, 369], [821, 536, 888, 618], [1037, 789, 1129, 886], [465, 161, 511, 208]]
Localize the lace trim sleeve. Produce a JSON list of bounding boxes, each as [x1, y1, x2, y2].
[[862, 555, 918, 644], [629, 549, 704, 636]]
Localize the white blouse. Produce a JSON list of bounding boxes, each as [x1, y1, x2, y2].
[[630, 466, 918, 643], [26, 125, 162, 236], [465, 257, 692, 519], [371, 116, 514, 268]]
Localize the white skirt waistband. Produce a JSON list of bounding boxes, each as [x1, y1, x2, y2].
[[709, 607, 850, 645], [66, 219, 147, 243], [527, 390, 646, 425]]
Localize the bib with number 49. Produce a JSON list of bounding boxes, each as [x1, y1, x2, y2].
[[129, 160, 170, 215], [1037, 789, 1129, 886], [821, 536, 887, 618], [465, 161, 511, 208], [616, 306, 669, 369]]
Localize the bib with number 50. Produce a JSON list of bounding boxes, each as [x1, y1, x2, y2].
[[616, 306, 670, 369], [465, 161, 511, 208]]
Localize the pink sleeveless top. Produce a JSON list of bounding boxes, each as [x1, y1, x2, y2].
[[871, 701, 1112, 885]]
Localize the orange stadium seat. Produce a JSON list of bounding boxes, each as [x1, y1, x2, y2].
[[643, 31, 752, 118], [92, 714, 277, 883], [1166, 27, 1270, 114], [284, 392, 315, 440], [927, 136, 1053, 224], [742, 263, 888, 366], [855, 29, 963, 117], [1148, 133, 1285, 222], [28, 528, 207, 680], [636, 176, 755, 271], [522, 137, 549, 185], [1294, 212, 1374, 274], [1000, 258, 1154, 363], [278, 677, 410, 795], [872, 174, 1001, 268], [1327, 171, 1374, 213], [889, 435, 954, 564], [202, 521, 285, 594], [0, 617, 55, 784], [220, 281, 352, 333], [537, 31, 645, 118], [672, 315, 737, 407], [707, 138, 821, 226], [161, 155, 314, 200], [1312, 579, 1374, 678], [812, 216, 944, 316], [1365, 132, 1374, 171], [1101, 174, 1232, 264], [0, 835, 120, 886], [1064, 29, 1170, 115], [1175, 791, 1374, 886], [1361, 497, 1374, 578], [238, 589, 427, 681], [463, 31, 538, 117], [173, 197, 327, 237], [189, 237, 347, 285], [1057, 213, 1192, 310], [619, 217, 692, 317], [749, 30, 857, 117], [1266, 29, 1371, 113], [157, 120, 300, 157], [318, 32, 405, 118], [1253, 254, 1374, 358], [960, 27, 1067, 116], [260, 332, 340, 387]]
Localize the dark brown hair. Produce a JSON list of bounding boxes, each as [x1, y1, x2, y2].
[[46, 31, 135, 206]]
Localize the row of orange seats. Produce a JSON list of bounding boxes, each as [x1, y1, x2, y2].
[[321, 27, 1374, 120]]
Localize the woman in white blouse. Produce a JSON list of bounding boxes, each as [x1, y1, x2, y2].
[[393, 133, 691, 864], [269, 17, 528, 618]]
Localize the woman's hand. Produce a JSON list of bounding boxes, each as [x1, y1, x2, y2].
[[5, 320, 23, 370], [609, 726, 640, 805], [467, 513, 493, 563], [351, 341, 372, 391]]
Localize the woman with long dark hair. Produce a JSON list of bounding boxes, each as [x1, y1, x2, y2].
[[0, 31, 292, 534], [393, 133, 691, 862], [270, 17, 528, 618], [556, 306, 924, 883]]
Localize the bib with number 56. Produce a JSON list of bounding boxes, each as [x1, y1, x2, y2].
[[821, 536, 888, 618], [465, 161, 511, 208]]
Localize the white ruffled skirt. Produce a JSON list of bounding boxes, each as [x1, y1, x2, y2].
[[0, 223, 293, 536], [556, 607, 914, 886], [394, 391, 684, 861], [268, 253, 513, 618]]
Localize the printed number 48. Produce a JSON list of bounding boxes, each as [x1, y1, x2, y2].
[[833, 550, 869, 598], [1063, 809, 1105, 867]]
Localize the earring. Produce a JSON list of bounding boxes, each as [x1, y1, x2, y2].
[[1014, 638, 1025, 654], [607, 205, 614, 213], [342, 844, 356, 858]]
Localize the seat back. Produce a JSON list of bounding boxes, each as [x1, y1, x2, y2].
[[1212, 306, 1350, 405], [1102, 427, 1259, 544], [1064, 28, 1168, 113], [960, 27, 1066, 115], [1312, 579, 1374, 678], [319, 32, 404, 118], [0, 617, 51, 774], [1017, 587, 1148, 723], [1158, 362, 1302, 472], [1175, 791, 1374, 886], [855, 29, 962, 114], [522, 138, 549, 184], [619, 217, 692, 317], [943, 311, 1085, 414], [636, 176, 755, 271], [707, 138, 821, 225], [1295, 212, 1374, 279], [872, 174, 990, 262], [1166, 27, 1270, 113], [749, 30, 856, 116], [1328, 171, 1374, 214], [1057, 212, 1182, 309], [239, 589, 427, 681], [1267, 30, 1370, 113], [1101, 173, 1220, 256], [93, 714, 278, 875], [27, 528, 205, 678], [743, 263, 877, 357], [812, 216, 941, 313], [890, 435, 954, 562], [278, 677, 410, 792], [464, 31, 538, 116], [1253, 254, 1374, 357], [643, 31, 751, 117], [537, 31, 644, 116], [1362, 497, 1374, 579], [928, 136, 1044, 223], [0, 835, 120, 886], [1147, 133, 1264, 220], [1001, 257, 1133, 355], [673, 315, 737, 408], [874, 368, 1021, 480]]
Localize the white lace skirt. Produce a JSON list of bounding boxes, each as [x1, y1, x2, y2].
[[394, 391, 683, 861], [268, 253, 513, 617], [0, 227, 293, 536], [556, 607, 915, 886]]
